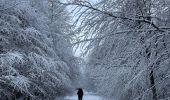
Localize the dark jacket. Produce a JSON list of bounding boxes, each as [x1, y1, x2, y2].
[[77, 89, 83, 96]]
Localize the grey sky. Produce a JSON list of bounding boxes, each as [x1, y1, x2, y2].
[[88, 0, 98, 3]]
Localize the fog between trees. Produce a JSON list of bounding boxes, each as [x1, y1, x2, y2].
[[1, 0, 170, 100]]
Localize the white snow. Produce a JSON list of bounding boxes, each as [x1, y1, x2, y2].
[[64, 92, 103, 100]]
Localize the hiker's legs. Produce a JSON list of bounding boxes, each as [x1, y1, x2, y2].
[[80, 96, 83, 100], [78, 96, 83, 100]]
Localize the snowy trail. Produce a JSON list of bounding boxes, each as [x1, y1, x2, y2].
[[64, 92, 103, 100]]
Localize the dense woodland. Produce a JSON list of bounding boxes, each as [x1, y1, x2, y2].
[[0, 0, 81, 99], [0, 0, 170, 100]]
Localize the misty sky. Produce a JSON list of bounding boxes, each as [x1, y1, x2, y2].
[[71, 0, 98, 57]]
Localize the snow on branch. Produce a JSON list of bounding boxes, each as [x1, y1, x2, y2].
[[72, 28, 169, 45], [58, 1, 165, 32]]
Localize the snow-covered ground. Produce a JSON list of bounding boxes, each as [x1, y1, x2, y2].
[[64, 92, 103, 100]]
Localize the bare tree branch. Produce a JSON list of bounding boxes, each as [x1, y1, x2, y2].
[[72, 28, 170, 45], [58, 1, 164, 32]]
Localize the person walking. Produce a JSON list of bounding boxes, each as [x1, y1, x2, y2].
[[77, 88, 83, 100]]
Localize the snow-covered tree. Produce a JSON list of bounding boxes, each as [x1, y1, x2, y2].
[[0, 0, 81, 99], [61, 0, 170, 100]]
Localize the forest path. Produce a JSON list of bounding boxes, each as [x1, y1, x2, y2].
[[64, 92, 103, 100]]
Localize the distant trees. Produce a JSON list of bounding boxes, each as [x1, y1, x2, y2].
[[61, 0, 170, 100], [0, 0, 81, 99]]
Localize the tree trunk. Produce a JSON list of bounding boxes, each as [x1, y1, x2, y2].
[[149, 68, 158, 100]]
